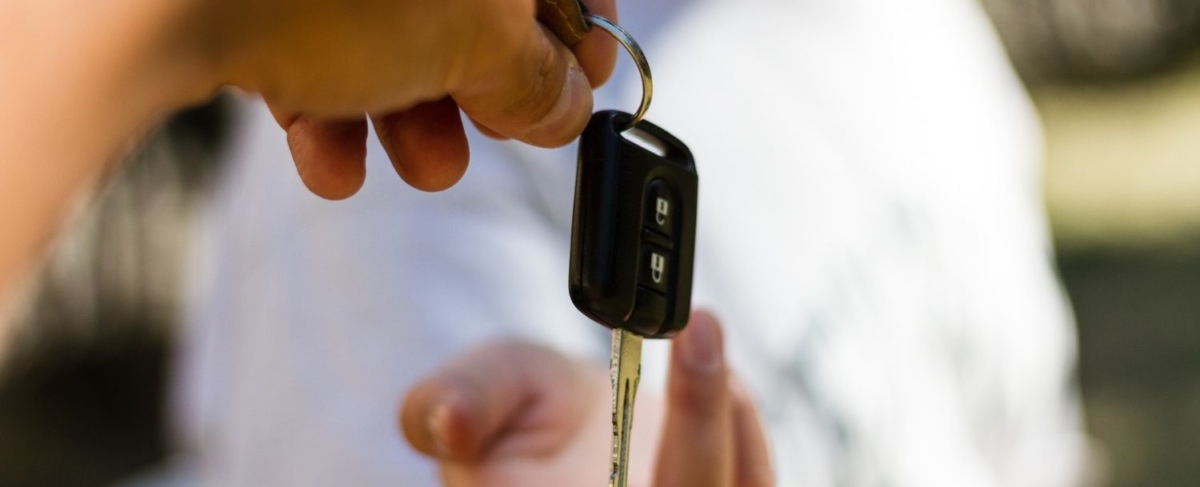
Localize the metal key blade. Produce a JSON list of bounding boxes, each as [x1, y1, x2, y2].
[[610, 328, 643, 487]]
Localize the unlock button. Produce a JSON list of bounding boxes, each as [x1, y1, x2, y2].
[[640, 245, 670, 293], [645, 180, 673, 236]]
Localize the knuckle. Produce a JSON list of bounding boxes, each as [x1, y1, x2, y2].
[[507, 39, 564, 124]]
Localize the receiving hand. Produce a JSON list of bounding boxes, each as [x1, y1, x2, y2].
[[400, 311, 774, 487]]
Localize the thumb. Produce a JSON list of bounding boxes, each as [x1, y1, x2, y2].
[[400, 341, 601, 461], [451, 16, 592, 148]]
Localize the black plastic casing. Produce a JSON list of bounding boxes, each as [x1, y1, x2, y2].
[[568, 111, 699, 338]]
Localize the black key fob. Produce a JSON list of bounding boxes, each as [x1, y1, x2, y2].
[[569, 110, 698, 339]]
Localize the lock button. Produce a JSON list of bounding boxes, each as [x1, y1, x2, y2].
[[645, 179, 673, 236], [639, 245, 670, 293]]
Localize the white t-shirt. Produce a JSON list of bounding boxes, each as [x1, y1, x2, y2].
[[178, 0, 1088, 485]]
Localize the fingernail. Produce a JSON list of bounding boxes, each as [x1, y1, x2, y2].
[[525, 60, 590, 144], [428, 399, 454, 457], [679, 314, 722, 373]]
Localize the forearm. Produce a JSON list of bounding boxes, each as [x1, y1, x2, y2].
[[0, 1, 217, 343]]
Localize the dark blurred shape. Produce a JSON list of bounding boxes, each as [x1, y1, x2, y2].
[[0, 341, 167, 487], [983, 0, 1200, 84], [1060, 246, 1200, 487], [0, 96, 231, 487]]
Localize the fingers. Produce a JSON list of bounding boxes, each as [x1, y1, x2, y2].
[[654, 311, 736, 487], [573, 0, 618, 87], [400, 342, 601, 461], [274, 110, 368, 200], [271, 99, 468, 197], [453, 21, 592, 148], [372, 97, 469, 192], [469, 118, 510, 141], [267, 0, 620, 198], [731, 377, 774, 487]]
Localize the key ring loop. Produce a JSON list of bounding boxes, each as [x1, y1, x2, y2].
[[585, 14, 653, 127]]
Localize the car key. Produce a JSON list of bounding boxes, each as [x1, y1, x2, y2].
[[570, 109, 698, 339], [570, 110, 698, 487], [538, 4, 699, 487]]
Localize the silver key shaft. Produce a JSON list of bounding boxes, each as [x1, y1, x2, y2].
[[609, 328, 643, 487]]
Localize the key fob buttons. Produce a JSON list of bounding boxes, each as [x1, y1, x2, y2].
[[569, 111, 698, 338]]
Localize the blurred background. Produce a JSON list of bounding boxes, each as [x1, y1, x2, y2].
[[2, 1, 1199, 486]]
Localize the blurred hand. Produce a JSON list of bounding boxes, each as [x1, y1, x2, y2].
[[205, 0, 618, 197], [400, 311, 775, 487]]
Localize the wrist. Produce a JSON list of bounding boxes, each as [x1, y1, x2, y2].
[[122, 0, 226, 111], [0, 0, 227, 311], [6, 0, 225, 118]]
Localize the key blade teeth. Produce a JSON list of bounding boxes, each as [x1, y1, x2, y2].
[[610, 329, 643, 487]]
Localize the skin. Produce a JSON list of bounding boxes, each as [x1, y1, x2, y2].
[[401, 311, 776, 487], [0, 0, 617, 350], [0, 7, 777, 486]]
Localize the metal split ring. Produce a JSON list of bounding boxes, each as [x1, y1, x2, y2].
[[585, 14, 653, 127]]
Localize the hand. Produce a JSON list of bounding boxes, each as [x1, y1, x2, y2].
[[202, 0, 618, 197], [400, 311, 774, 487], [0, 0, 617, 358]]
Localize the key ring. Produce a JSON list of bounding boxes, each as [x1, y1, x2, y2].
[[585, 14, 653, 127]]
